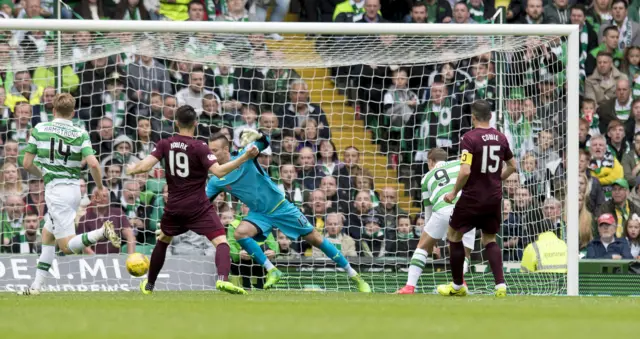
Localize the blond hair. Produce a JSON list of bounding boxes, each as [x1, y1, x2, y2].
[[53, 93, 76, 118], [578, 194, 593, 249]]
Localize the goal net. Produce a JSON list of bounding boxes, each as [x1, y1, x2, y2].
[[0, 21, 578, 295]]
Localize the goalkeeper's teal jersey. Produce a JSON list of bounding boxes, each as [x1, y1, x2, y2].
[[206, 136, 286, 214], [421, 160, 461, 212]]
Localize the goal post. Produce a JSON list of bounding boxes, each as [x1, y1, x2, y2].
[[0, 19, 579, 296]]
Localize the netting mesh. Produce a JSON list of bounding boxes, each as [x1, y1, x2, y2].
[[0, 29, 568, 294]]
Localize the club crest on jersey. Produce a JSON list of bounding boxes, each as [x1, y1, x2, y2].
[[208, 154, 216, 161], [225, 185, 232, 191]]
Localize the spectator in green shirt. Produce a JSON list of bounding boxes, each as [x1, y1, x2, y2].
[[0, 194, 26, 253]]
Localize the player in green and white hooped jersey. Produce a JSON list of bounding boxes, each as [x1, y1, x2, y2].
[[396, 148, 476, 294], [18, 94, 121, 296]]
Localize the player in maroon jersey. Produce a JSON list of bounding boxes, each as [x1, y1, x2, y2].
[[439, 100, 517, 297], [126, 105, 259, 295]]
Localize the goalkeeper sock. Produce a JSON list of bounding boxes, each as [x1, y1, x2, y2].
[[318, 238, 357, 278], [148, 240, 169, 286], [449, 240, 465, 286], [237, 237, 275, 271], [68, 229, 104, 254], [407, 248, 429, 287], [32, 244, 55, 290], [215, 243, 231, 281], [484, 242, 505, 285]]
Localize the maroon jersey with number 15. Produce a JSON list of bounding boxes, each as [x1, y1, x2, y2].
[[459, 127, 513, 204], [151, 135, 217, 216]]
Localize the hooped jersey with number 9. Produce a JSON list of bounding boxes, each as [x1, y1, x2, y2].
[[421, 160, 461, 212], [25, 119, 94, 186]]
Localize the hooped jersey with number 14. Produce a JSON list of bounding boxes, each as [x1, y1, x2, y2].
[[24, 119, 94, 187], [421, 160, 461, 212]]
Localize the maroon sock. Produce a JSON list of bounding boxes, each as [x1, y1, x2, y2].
[[215, 243, 231, 282], [484, 241, 505, 285], [449, 240, 465, 286], [147, 240, 169, 287]]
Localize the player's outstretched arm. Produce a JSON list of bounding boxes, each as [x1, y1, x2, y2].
[[85, 154, 104, 190], [500, 157, 518, 181], [209, 145, 260, 178], [22, 152, 43, 178], [126, 155, 160, 176]]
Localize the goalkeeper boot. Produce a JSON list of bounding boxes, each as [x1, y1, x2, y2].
[[140, 279, 153, 295], [437, 282, 468, 297], [350, 274, 372, 293], [216, 280, 248, 295], [395, 285, 415, 294], [263, 268, 283, 290], [495, 285, 507, 298], [102, 221, 121, 249]]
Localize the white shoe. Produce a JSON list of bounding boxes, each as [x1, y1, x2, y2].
[[18, 288, 40, 296]]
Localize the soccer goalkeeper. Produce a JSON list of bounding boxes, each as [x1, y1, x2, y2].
[[206, 129, 371, 292]]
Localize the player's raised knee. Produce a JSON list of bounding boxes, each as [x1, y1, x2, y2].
[[234, 221, 256, 240]]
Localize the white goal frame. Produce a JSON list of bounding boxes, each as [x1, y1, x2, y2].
[[0, 19, 580, 296]]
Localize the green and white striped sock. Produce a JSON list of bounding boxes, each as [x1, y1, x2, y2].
[[68, 229, 105, 254], [31, 244, 55, 290], [407, 248, 429, 287]]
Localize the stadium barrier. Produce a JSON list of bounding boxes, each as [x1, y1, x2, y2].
[[0, 256, 636, 295]]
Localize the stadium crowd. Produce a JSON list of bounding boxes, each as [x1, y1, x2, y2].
[[0, 0, 638, 284]]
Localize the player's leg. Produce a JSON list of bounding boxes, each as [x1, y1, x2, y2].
[[481, 232, 507, 297], [398, 208, 450, 294], [233, 218, 280, 289], [141, 230, 172, 294], [301, 229, 371, 293], [203, 213, 249, 295], [64, 220, 121, 254], [436, 205, 470, 296], [18, 227, 56, 295], [461, 228, 476, 275]]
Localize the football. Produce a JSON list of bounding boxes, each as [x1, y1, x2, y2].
[[126, 253, 150, 277]]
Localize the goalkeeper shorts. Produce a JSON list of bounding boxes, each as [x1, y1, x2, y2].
[[244, 201, 314, 242]]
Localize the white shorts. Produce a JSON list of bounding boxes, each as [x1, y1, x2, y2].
[[43, 183, 81, 239], [424, 205, 476, 250]]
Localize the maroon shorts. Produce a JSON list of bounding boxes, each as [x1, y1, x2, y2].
[[449, 196, 502, 235], [160, 206, 225, 240]]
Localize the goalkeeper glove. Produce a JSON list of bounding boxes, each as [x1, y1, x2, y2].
[[240, 128, 263, 147]]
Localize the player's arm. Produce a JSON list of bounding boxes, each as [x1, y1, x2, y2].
[[79, 133, 104, 190], [22, 129, 42, 178], [451, 151, 472, 196], [501, 156, 518, 181], [21, 152, 42, 178], [126, 155, 160, 176], [423, 205, 433, 222], [208, 145, 260, 178], [85, 155, 104, 190]]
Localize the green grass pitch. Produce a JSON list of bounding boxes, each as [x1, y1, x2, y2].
[[1, 292, 637, 339]]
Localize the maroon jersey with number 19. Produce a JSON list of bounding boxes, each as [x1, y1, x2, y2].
[[151, 135, 225, 240], [450, 127, 513, 234], [151, 135, 217, 216]]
